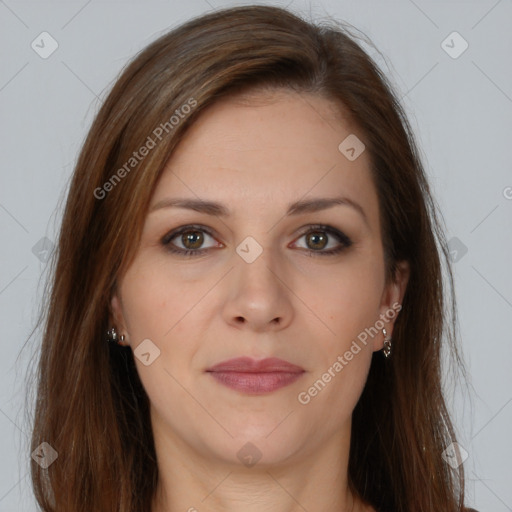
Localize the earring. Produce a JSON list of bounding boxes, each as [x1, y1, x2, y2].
[[382, 327, 392, 358], [107, 327, 125, 345]]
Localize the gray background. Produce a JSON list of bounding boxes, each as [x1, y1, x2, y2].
[[1, 0, 511, 510]]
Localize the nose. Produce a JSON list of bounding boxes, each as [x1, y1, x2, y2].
[[221, 245, 294, 333]]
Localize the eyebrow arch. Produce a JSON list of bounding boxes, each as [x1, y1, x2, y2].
[[150, 196, 369, 226]]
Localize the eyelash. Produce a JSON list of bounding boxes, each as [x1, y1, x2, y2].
[[161, 224, 353, 258]]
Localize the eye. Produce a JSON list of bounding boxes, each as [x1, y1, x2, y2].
[[161, 224, 353, 257], [161, 225, 221, 257], [292, 224, 353, 256]]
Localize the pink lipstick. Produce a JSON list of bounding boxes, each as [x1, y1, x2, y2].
[[206, 357, 305, 394]]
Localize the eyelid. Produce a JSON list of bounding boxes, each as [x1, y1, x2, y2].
[[161, 223, 353, 256], [161, 224, 217, 244], [161, 224, 222, 252], [293, 224, 352, 248]]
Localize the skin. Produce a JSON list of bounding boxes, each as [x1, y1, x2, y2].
[[111, 88, 410, 512]]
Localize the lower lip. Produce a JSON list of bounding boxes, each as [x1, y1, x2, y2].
[[208, 371, 304, 394]]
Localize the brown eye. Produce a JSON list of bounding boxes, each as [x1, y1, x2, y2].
[[293, 225, 353, 256], [162, 224, 352, 258], [161, 225, 220, 256], [181, 230, 204, 249], [305, 231, 328, 250]]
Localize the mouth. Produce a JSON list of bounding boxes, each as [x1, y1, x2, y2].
[[205, 357, 305, 395]]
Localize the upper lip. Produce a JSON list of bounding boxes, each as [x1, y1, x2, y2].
[[206, 357, 304, 373]]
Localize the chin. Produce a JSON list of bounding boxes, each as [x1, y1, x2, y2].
[[215, 438, 301, 470]]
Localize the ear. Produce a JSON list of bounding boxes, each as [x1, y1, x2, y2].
[[109, 290, 130, 346], [372, 260, 410, 352]]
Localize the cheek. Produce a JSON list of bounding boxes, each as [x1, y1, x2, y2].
[[307, 260, 384, 340], [297, 274, 379, 425], [119, 256, 197, 340], [119, 258, 205, 380], [295, 327, 373, 441], [118, 266, 200, 411], [298, 259, 383, 415], [307, 258, 383, 410]]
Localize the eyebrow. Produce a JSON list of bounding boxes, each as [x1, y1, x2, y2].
[[150, 196, 369, 227]]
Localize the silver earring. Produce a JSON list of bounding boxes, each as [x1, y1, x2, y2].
[[107, 327, 125, 345], [382, 327, 392, 358]]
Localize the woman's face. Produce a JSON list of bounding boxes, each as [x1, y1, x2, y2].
[[111, 89, 409, 468]]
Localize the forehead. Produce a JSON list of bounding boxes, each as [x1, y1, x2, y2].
[[152, 89, 379, 229]]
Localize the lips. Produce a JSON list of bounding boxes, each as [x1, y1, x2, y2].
[[206, 356, 304, 373], [206, 357, 305, 394]]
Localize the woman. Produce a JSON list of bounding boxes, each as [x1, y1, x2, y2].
[[28, 5, 478, 512]]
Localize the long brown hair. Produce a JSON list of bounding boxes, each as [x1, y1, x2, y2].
[[27, 5, 469, 511]]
